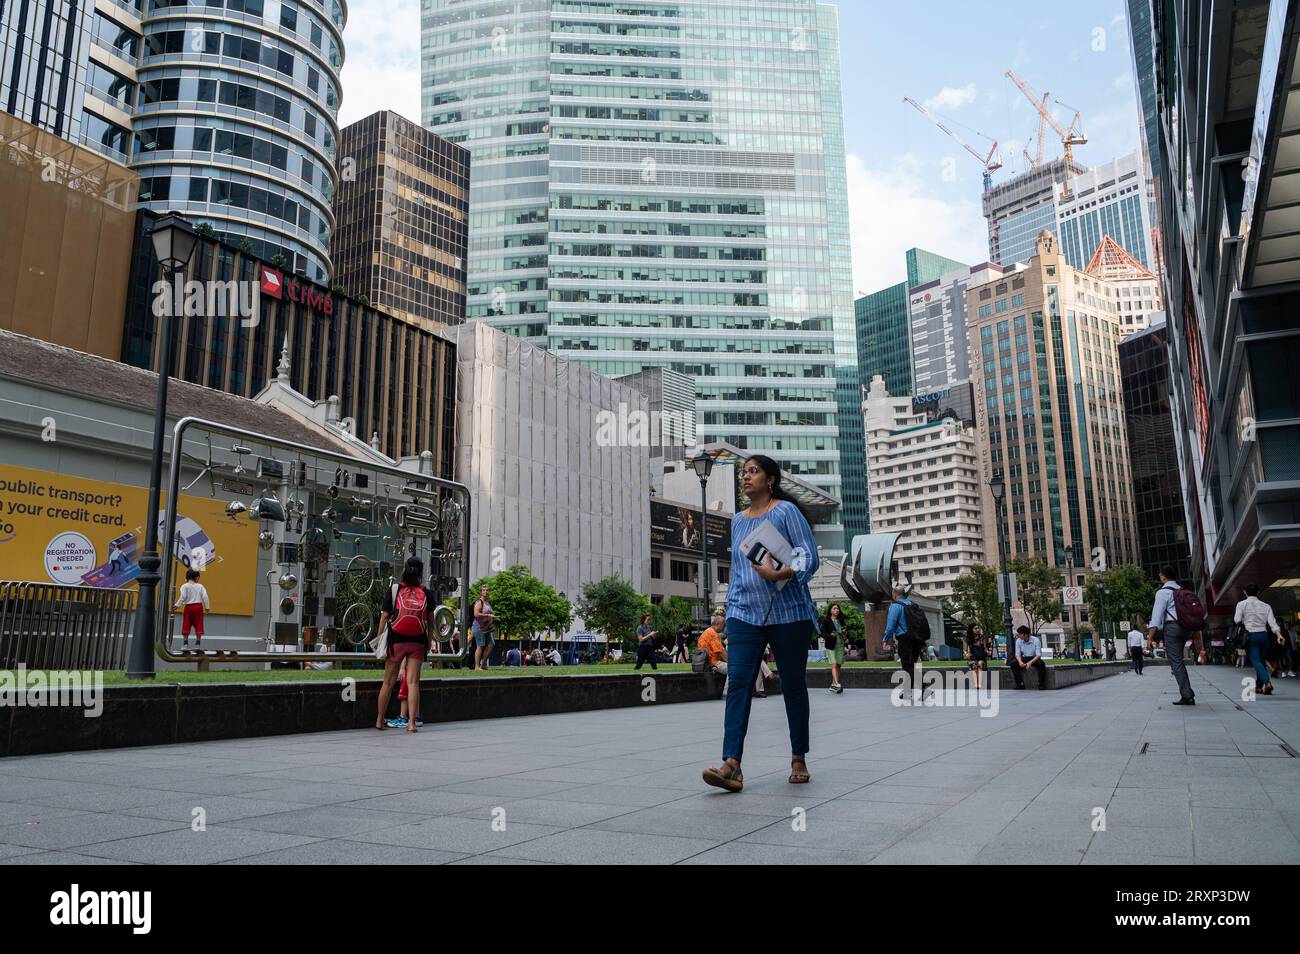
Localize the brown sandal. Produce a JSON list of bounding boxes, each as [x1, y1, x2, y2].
[[789, 756, 810, 784], [702, 760, 743, 792]]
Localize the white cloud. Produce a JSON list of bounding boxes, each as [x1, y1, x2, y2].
[[338, 0, 422, 128], [846, 152, 990, 294], [923, 83, 978, 113]]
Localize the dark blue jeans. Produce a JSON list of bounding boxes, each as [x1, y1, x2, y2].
[[1248, 632, 1272, 689], [722, 617, 811, 762]]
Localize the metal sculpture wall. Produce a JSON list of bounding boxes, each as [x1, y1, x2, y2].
[[157, 417, 471, 662]]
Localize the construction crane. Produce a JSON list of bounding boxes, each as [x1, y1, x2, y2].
[[902, 96, 1003, 193], [1005, 70, 1088, 195]]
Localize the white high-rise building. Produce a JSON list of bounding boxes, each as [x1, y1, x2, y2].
[[862, 375, 986, 599], [1055, 151, 1157, 275]]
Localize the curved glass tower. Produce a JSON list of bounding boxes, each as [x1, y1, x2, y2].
[[133, 0, 345, 282], [423, 0, 851, 548]]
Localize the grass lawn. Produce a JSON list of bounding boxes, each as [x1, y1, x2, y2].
[[0, 656, 1116, 686]]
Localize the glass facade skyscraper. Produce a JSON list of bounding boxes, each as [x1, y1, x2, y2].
[[422, 0, 852, 548], [2, 0, 348, 285]]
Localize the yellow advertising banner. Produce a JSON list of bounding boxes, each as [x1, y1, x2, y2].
[[0, 463, 257, 616]]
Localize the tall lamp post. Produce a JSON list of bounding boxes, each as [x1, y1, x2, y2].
[[1065, 552, 1078, 656], [988, 470, 1013, 660], [690, 451, 715, 625], [126, 213, 199, 679]]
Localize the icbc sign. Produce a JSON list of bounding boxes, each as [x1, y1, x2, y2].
[[259, 266, 334, 315]]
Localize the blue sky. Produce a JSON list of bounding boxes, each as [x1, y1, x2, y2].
[[823, 0, 1143, 291], [340, 0, 1144, 292]]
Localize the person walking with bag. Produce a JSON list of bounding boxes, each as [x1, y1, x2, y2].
[[1146, 565, 1206, 705], [1235, 583, 1284, 696], [702, 456, 819, 793], [375, 557, 433, 733], [822, 603, 846, 694], [634, 614, 658, 671]]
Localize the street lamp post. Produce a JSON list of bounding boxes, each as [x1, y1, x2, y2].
[[988, 470, 1013, 660], [689, 451, 715, 626], [1065, 552, 1078, 656], [126, 213, 199, 680]]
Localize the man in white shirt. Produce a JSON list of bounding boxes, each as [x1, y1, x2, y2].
[[1147, 565, 1194, 705], [1126, 627, 1146, 674], [1235, 583, 1282, 695], [1010, 626, 1047, 689]]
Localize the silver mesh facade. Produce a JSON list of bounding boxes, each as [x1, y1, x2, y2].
[[447, 321, 650, 598]]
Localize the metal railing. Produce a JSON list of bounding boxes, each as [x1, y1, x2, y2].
[[0, 581, 136, 670]]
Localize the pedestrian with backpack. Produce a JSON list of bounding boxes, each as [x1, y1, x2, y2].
[[1146, 565, 1205, 705], [883, 583, 927, 702], [375, 557, 434, 733]]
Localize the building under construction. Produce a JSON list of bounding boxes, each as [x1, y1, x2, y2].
[[982, 157, 1086, 267]]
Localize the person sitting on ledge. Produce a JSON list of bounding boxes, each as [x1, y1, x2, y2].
[[1010, 625, 1047, 690]]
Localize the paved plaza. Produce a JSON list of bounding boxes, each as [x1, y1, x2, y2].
[[0, 664, 1297, 864]]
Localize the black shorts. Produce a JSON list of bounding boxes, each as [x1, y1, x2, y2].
[[969, 646, 987, 663]]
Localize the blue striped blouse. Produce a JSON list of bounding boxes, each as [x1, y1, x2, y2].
[[727, 500, 820, 627]]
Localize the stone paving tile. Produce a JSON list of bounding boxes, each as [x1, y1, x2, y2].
[[77, 827, 322, 864], [0, 851, 139, 865], [0, 813, 187, 850], [1, 661, 1298, 864]]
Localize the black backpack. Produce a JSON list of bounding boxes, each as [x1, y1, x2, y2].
[[902, 601, 930, 644]]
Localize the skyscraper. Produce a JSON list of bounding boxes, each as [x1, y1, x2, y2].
[[908, 261, 1008, 396], [1055, 152, 1156, 273], [2, 0, 347, 284], [1129, 0, 1300, 609], [862, 375, 985, 600], [332, 110, 470, 331], [983, 158, 1083, 267], [969, 231, 1140, 577], [855, 247, 967, 398], [1119, 320, 1191, 583], [422, 0, 852, 549]]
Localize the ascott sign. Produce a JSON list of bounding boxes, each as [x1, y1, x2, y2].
[[260, 265, 334, 315]]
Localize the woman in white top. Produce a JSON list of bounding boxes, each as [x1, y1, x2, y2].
[[1235, 583, 1284, 695], [174, 568, 211, 649]]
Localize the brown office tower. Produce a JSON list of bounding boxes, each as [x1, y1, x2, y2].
[[968, 231, 1141, 583], [332, 111, 469, 331]]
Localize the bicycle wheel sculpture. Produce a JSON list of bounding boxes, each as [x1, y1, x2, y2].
[[341, 601, 373, 648]]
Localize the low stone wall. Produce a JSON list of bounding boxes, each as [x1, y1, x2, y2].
[[0, 662, 1130, 757], [806, 661, 1132, 691]]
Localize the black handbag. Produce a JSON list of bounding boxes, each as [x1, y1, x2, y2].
[[1229, 622, 1249, 650]]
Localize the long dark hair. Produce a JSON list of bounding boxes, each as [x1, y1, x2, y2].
[[401, 557, 424, 587], [965, 623, 982, 644], [821, 602, 842, 635], [747, 454, 812, 526]]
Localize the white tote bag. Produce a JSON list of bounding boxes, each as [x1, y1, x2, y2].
[[369, 584, 396, 659]]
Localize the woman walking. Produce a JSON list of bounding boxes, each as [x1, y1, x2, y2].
[[375, 557, 433, 733], [965, 622, 989, 689], [822, 603, 846, 694], [673, 623, 691, 664], [471, 585, 495, 670], [634, 613, 658, 671], [702, 455, 819, 793]]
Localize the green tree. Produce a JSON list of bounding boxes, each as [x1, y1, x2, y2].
[[575, 576, 650, 657], [1008, 556, 1064, 639], [1084, 564, 1155, 646], [651, 596, 695, 648], [948, 564, 1003, 645], [469, 564, 571, 643]]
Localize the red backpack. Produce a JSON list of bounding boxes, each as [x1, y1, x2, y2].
[[391, 583, 429, 637], [1173, 586, 1207, 632]]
